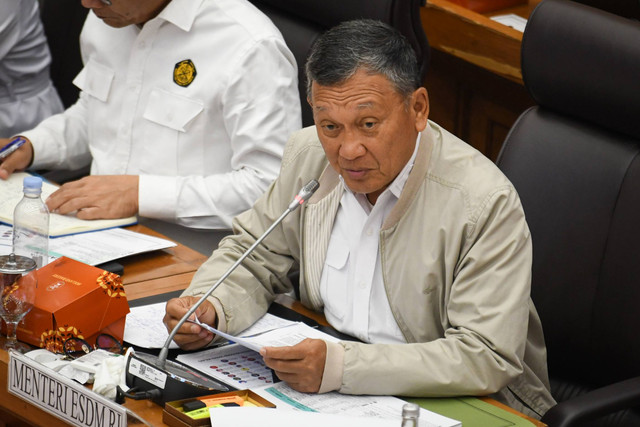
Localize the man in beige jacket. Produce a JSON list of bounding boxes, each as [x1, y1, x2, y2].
[[164, 19, 555, 419]]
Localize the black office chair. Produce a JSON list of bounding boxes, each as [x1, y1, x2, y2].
[[40, 0, 88, 109], [496, 1, 640, 425], [249, 0, 430, 126]]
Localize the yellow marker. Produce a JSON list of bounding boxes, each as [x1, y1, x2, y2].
[[183, 395, 245, 419], [185, 404, 224, 420]]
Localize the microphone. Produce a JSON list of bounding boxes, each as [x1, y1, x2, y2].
[[125, 179, 319, 405]]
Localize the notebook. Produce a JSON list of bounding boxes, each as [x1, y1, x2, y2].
[[0, 172, 137, 237]]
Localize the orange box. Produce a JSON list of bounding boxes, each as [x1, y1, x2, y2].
[[447, 0, 527, 13], [5, 256, 130, 352], [163, 390, 276, 427]]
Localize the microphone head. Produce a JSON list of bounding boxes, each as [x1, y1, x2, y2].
[[300, 179, 320, 200], [288, 179, 320, 211]]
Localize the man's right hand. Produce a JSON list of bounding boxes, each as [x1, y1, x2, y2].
[[0, 137, 34, 180], [163, 296, 217, 350]]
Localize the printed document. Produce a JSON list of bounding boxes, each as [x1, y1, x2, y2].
[[249, 382, 461, 427], [0, 224, 176, 266]]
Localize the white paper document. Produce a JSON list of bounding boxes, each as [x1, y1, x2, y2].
[[49, 227, 176, 265], [124, 302, 179, 349], [177, 343, 276, 389], [250, 382, 460, 427], [0, 224, 176, 266], [187, 317, 337, 352], [124, 305, 300, 350], [209, 406, 409, 427], [491, 13, 528, 32], [176, 315, 338, 388]]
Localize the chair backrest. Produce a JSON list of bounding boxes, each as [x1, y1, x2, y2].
[[496, 0, 640, 412], [40, 0, 88, 108], [249, 0, 430, 126]]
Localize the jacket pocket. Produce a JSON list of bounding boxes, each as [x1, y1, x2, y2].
[[72, 59, 114, 102], [320, 239, 350, 320], [142, 87, 203, 132]]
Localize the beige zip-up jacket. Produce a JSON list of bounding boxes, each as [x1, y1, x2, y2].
[[185, 122, 556, 419]]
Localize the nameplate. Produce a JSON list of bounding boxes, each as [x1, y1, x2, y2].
[[8, 351, 127, 427]]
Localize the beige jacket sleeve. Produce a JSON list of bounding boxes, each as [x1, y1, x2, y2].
[[181, 128, 328, 334]]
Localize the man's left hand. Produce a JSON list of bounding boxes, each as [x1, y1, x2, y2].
[[260, 338, 326, 393], [46, 175, 139, 219]]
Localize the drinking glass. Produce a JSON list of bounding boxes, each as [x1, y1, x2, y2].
[[0, 254, 37, 353]]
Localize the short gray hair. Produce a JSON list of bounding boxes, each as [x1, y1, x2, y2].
[[305, 19, 421, 99]]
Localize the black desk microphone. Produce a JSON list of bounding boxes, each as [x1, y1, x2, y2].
[[125, 179, 319, 405]]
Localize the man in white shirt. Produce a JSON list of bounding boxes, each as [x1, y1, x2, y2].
[[0, 0, 301, 229], [0, 0, 64, 138], [164, 19, 555, 419]]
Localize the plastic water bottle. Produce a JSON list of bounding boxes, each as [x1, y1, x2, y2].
[[13, 176, 50, 268], [401, 403, 420, 427]]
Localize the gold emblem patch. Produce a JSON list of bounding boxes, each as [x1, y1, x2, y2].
[[173, 59, 197, 87]]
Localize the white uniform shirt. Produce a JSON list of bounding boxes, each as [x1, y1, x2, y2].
[[23, 0, 301, 229], [0, 0, 63, 137], [320, 135, 421, 344]]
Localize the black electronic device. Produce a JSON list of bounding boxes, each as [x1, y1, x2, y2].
[[124, 179, 319, 405]]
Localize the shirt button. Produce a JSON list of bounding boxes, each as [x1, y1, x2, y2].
[[366, 228, 373, 236], [358, 281, 366, 289]]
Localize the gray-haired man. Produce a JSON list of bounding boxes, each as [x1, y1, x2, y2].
[[164, 19, 555, 420]]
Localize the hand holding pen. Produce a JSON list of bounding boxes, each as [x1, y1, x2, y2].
[[0, 136, 34, 180]]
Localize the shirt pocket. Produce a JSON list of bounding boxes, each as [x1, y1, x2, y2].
[[142, 87, 203, 132], [72, 59, 114, 102], [320, 240, 350, 320]]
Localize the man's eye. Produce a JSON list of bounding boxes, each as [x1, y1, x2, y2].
[[364, 121, 376, 129], [324, 124, 336, 131]]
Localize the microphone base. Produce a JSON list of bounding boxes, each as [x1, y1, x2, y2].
[[125, 351, 232, 405]]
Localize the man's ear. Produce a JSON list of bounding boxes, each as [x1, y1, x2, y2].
[[412, 87, 429, 132]]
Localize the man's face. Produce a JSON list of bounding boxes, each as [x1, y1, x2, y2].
[[310, 70, 429, 204], [81, 0, 171, 28]]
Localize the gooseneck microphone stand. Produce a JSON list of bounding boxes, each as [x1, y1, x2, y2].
[[124, 179, 319, 405]]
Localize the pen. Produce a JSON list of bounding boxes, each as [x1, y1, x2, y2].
[[0, 137, 26, 161]]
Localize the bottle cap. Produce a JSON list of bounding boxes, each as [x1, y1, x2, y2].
[[23, 176, 43, 190], [0, 253, 37, 274], [402, 403, 420, 419]]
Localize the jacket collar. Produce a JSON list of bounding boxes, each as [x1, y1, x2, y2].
[[307, 126, 434, 230]]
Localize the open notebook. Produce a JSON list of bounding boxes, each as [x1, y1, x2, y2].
[[0, 172, 137, 237]]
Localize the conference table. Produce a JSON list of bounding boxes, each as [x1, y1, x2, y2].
[[0, 225, 546, 426]]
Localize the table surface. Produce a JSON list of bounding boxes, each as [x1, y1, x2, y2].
[[0, 224, 546, 426]]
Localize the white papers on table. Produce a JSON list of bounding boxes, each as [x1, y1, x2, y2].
[[490, 13, 527, 32], [124, 302, 179, 349], [176, 316, 338, 389], [124, 305, 299, 351], [188, 317, 338, 352], [178, 343, 275, 389], [209, 406, 405, 427], [249, 382, 460, 427], [49, 227, 176, 265], [0, 224, 176, 266]]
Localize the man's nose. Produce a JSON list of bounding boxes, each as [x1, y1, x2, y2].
[[338, 132, 367, 160]]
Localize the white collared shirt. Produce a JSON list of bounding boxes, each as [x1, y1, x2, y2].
[[319, 134, 421, 343], [24, 0, 301, 229]]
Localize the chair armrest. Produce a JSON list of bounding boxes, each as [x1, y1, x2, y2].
[[542, 376, 640, 427]]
